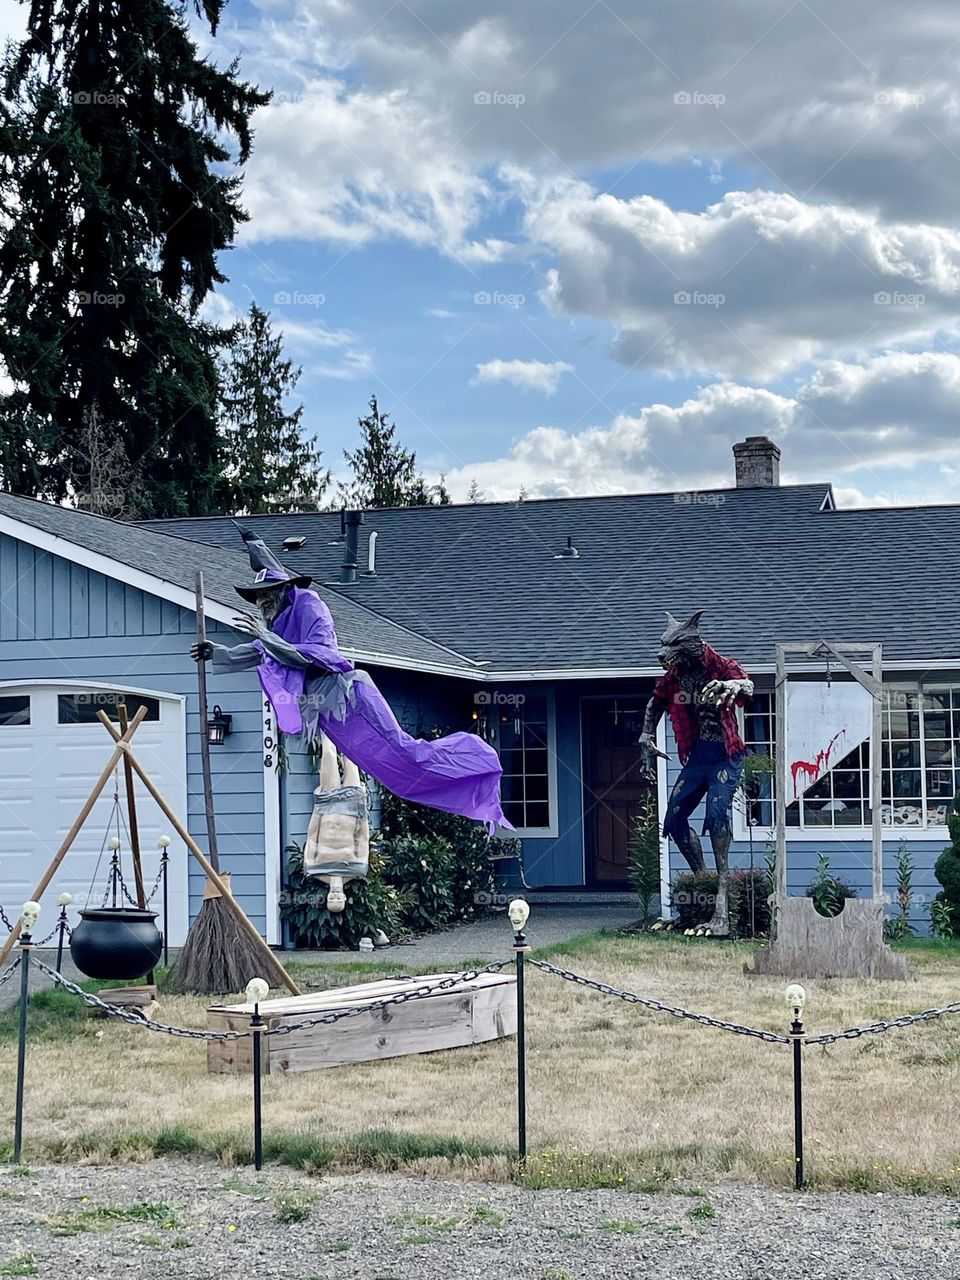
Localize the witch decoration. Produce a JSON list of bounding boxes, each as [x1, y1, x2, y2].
[[638, 610, 753, 937], [192, 528, 509, 911]]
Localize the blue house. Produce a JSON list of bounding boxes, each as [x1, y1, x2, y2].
[[1, 435, 956, 941]]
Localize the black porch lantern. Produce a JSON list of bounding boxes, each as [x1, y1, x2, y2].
[[207, 704, 232, 745]]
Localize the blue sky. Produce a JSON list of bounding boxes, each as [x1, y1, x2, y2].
[[4, 0, 958, 505]]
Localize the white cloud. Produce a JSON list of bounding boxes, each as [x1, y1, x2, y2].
[[471, 358, 572, 394], [248, 1, 960, 225], [513, 178, 960, 379], [439, 351, 960, 500]]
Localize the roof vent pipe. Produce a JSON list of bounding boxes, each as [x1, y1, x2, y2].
[[328, 510, 346, 545], [364, 530, 378, 577], [554, 535, 580, 560], [340, 511, 364, 584]]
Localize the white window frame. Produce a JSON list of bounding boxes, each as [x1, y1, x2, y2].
[[733, 682, 957, 840], [493, 688, 558, 839]]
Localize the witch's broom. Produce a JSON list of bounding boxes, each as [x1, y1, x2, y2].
[[168, 571, 292, 995]]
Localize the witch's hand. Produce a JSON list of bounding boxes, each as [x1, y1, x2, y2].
[[233, 612, 267, 638], [190, 641, 213, 663]]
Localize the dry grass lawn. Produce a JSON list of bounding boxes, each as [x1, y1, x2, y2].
[[3, 933, 960, 1191]]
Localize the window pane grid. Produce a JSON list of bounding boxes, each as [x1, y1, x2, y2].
[[495, 698, 552, 830], [743, 682, 960, 830]]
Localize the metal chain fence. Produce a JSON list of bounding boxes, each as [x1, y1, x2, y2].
[[0, 956, 21, 989], [5, 944, 960, 1186], [101, 860, 166, 910], [33, 958, 515, 1042], [528, 957, 792, 1043]]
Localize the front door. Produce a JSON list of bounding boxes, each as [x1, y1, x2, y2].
[[582, 696, 654, 887]]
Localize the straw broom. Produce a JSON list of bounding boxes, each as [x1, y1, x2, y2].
[[168, 571, 290, 995]]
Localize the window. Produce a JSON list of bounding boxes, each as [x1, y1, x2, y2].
[[58, 692, 160, 724], [487, 693, 555, 833], [741, 693, 774, 827], [739, 682, 960, 831], [0, 696, 30, 726]]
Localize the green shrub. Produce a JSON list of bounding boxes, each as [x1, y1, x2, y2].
[[280, 839, 410, 950], [933, 791, 960, 937], [671, 868, 771, 936], [806, 852, 858, 918], [383, 834, 458, 931], [628, 794, 661, 925], [379, 761, 496, 928]]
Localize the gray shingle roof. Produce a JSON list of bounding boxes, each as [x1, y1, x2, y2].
[[0, 492, 475, 673], [142, 482, 960, 671]]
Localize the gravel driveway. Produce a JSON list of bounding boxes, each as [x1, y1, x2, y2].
[[0, 1159, 957, 1280]]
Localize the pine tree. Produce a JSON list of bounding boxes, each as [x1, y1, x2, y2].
[[70, 401, 139, 517], [338, 395, 450, 508], [0, 0, 269, 515], [467, 478, 486, 503], [218, 303, 329, 513]]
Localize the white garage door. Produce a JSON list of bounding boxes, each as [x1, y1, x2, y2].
[[0, 683, 190, 947]]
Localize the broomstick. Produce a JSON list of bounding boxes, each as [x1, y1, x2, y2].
[[169, 571, 291, 995]]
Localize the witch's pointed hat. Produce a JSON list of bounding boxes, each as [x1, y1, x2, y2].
[[232, 522, 311, 601]]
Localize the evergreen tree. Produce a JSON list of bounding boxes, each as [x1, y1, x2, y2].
[[467, 478, 486, 503], [338, 395, 450, 508], [218, 303, 329, 513], [0, 0, 269, 515]]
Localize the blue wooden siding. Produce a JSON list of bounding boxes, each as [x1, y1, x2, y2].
[[516, 683, 584, 887], [0, 535, 269, 931]]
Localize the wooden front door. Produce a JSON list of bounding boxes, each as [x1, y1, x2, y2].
[[582, 696, 654, 887]]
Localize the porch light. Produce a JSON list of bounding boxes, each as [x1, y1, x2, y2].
[[207, 705, 232, 746]]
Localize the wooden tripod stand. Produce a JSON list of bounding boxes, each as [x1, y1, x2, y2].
[[0, 705, 299, 995]]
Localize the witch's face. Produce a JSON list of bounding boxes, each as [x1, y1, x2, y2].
[[256, 585, 291, 625]]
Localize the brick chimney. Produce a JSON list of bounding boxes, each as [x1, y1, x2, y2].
[[733, 436, 780, 488]]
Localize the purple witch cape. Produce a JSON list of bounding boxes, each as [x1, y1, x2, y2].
[[254, 588, 511, 832]]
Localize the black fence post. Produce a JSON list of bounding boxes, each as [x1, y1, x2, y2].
[[787, 984, 806, 1191], [509, 899, 531, 1170], [55, 898, 70, 975], [251, 1005, 264, 1171], [160, 845, 170, 967], [13, 933, 32, 1164]]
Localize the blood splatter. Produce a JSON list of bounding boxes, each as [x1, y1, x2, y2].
[[790, 729, 846, 798]]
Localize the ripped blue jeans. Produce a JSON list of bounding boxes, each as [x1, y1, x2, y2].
[[662, 740, 744, 841]]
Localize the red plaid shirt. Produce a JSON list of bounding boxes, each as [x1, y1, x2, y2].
[[650, 643, 750, 764]]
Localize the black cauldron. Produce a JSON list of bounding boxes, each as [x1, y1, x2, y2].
[[69, 907, 164, 981]]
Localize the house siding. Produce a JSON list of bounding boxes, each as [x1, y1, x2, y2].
[[0, 535, 270, 932]]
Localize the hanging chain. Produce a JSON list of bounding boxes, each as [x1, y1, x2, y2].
[[100, 857, 165, 909], [528, 958, 791, 1043], [805, 1001, 960, 1046], [0, 904, 14, 932], [33, 959, 515, 1042], [0, 956, 21, 989]]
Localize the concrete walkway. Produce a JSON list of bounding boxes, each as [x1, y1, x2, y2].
[[288, 903, 640, 967]]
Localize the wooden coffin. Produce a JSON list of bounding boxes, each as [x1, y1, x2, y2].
[[206, 971, 517, 1075]]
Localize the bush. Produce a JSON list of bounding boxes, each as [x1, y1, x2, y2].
[[933, 791, 960, 937], [806, 852, 858, 918], [628, 795, 661, 925], [280, 839, 410, 950], [378, 768, 496, 929], [670, 867, 772, 937], [382, 834, 458, 931]]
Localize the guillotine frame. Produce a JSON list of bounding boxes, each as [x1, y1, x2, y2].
[[748, 639, 908, 980]]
